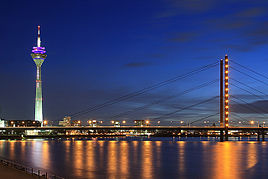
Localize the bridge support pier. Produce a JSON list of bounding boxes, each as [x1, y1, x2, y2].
[[225, 129, 228, 141], [257, 130, 260, 141], [220, 130, 223, 142], [262, 130, 265, 141]]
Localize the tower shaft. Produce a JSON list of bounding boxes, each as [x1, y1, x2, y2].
[[35, 66, 43, 122]]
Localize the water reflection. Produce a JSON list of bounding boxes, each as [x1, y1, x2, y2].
[[42, 141, 50, 169], [178, 142, 185, 175], [0, 139, 267, 179], [247, 142, 257, 169], [155, 141, 161, 169], [85, 141, 95, 179], [142, 141, 153, 179], [73, 141, 83, 178], [119, 141, 128, 178], [212, 142, 240, 179], [9, 141, 15, 159], [107, 141, 117, 179]]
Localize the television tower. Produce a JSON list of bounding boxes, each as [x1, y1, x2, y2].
[[31, 26, 47, 125]]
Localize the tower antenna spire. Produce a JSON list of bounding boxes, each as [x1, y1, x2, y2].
[[37, 26, 41, 47]]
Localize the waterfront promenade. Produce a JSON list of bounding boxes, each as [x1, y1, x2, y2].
[[0, 163, 37, 179]]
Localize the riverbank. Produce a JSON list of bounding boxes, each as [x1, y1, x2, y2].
[[0, 163, 37, 178]]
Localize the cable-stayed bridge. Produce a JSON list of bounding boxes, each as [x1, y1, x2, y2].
[[3, 55, 268, 141]]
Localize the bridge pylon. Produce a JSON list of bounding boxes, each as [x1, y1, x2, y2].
[[224, 55, 229, 141], [220, 59, 224, 142]]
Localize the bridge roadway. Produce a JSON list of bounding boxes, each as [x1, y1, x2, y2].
[[0, 126, 267, 131]]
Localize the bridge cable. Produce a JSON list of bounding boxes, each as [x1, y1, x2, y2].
[[190, 112, 219, 125], [230, 112, 250, 123], [230, 84, 268, 114], [230, 100, 264, 125], [230, 66, 268, 87], [110, 79, 218, 119], [231, 61, 268, 81], [230, 82, 265, 100], [231, 96, 268, 117], [231, 78, 268, 97], [70, 62, 219, 118], [151, 96, 218, 120]]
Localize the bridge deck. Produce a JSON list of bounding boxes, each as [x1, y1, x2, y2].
[[0, 126, 266, 130]]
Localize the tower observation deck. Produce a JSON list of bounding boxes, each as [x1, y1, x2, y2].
[[31, 26, 47, 125]]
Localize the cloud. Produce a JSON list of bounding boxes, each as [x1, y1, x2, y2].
[[123, 62, 152, 68], [205, 18, 252, 30], [235, 21, 268, 50], [168, 32, 198, 43], [148, 53, 166, 59], [156, 0, 217, 18], [246, 22, 268, 37], [203, 8, 268, 52], [221, 44, 252, 52], [235, 7, 266, 18], [194, 56, 219, 60], [231, 100, 268, 114]]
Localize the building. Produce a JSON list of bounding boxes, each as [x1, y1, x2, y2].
[[0, 119, 6, 127], [7, 120, 41, 127], [134, 120, 150, 126], [31, 26, 47, 126], [59, 116, 72, 127], [72, 120, 82, 126], [87, 119, 101, 127], [110, 120, 121, 127]]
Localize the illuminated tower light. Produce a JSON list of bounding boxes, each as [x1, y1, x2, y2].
[[224, 55, 229, 128], [31, 26, 47, 126]]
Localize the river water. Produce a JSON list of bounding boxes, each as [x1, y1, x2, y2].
[[0, 137, 267, 179]]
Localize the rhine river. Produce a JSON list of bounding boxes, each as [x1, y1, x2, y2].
[[0, 137, 267, 179]]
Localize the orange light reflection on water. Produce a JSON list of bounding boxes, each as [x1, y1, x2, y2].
[[178, 142, 185, 174], [212, 142, 242, 179], [85, 141, 96, 179], [107, 141, 118, 179], [42, 141, 50, 169], [120, 141, 129, 178], [247, 142, 257, 169], [142, 141, 153, 179], [73, 141, 83, 178]]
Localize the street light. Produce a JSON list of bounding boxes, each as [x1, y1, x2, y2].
[[122, 120, 126, 124], [43, 120, 48, 126]]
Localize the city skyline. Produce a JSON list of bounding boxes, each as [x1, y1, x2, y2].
[[1, 1, 268, 124]]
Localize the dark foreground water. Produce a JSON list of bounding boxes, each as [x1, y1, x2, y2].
[[0, 137, 268, 179]]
